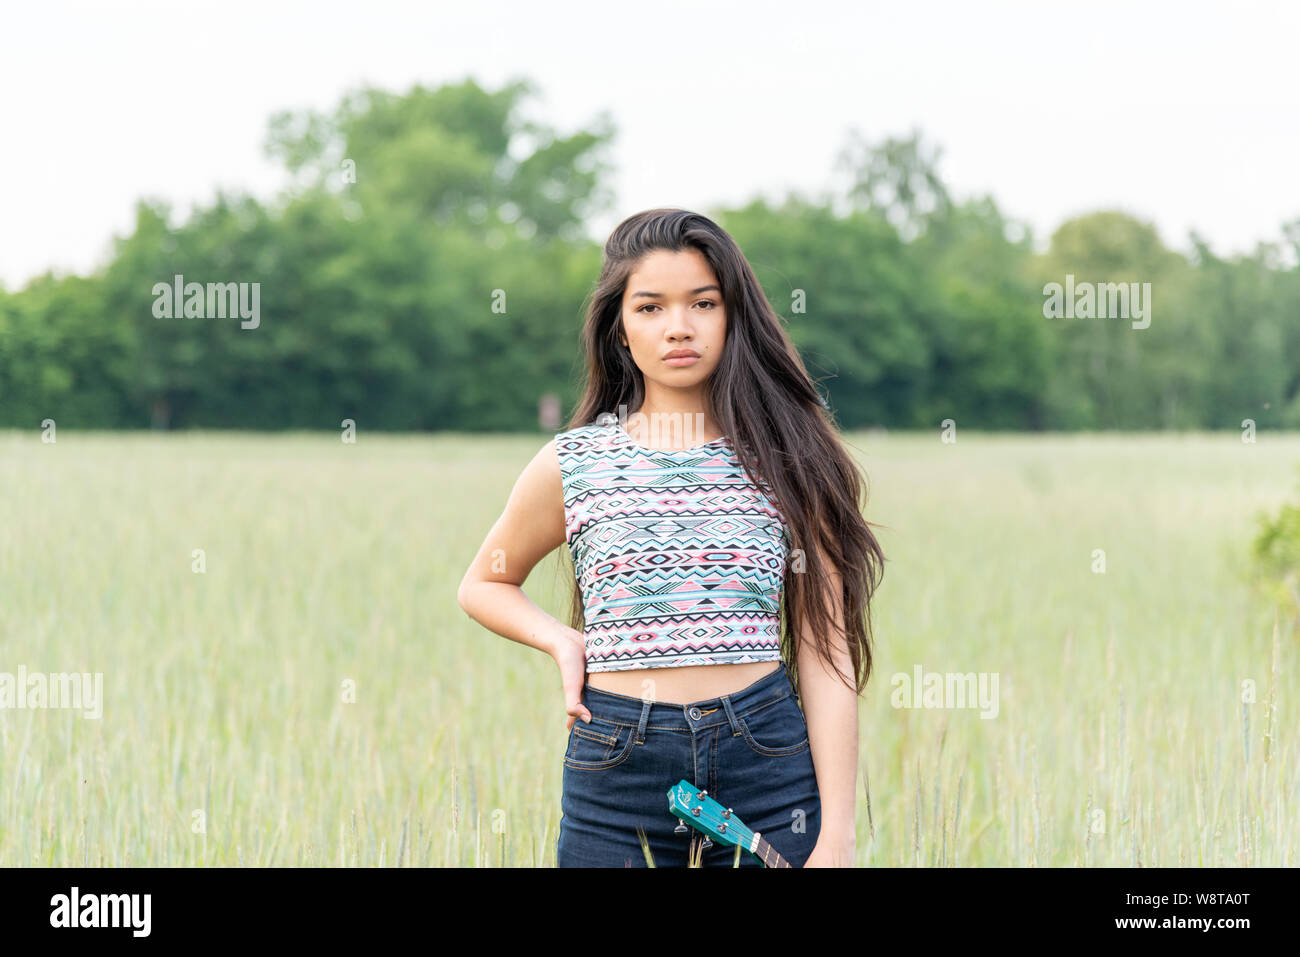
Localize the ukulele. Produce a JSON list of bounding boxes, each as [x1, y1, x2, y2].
[[666, 778, 793, 867]]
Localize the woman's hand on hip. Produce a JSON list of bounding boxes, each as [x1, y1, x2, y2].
[[550, 627, 592, 731]]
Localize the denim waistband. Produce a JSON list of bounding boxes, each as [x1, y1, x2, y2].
[[580, 661, 794, 741]]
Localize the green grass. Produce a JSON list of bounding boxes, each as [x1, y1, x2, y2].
[[0, 428, 1296, 866]]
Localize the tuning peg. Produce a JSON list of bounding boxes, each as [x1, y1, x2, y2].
[[700, 837, 713, 850], [674, 819, 688, 834], [722, 807, 732, 818]]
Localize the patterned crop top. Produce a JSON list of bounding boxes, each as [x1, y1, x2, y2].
[[554, 417, 790, 672]]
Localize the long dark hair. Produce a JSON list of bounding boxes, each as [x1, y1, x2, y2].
[[560, 208, 885, 697]]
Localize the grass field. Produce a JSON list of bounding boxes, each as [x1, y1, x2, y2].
[[1, 429, 1296, 866]]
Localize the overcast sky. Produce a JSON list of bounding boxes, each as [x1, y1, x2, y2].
[[2, 0, 1297, 290]]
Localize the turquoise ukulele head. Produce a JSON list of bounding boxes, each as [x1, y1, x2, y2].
[[666, 779, 757, 857]]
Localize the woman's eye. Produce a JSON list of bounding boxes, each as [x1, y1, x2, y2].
[[636, 300, 717, 314]]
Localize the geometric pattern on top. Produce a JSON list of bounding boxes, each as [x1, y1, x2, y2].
[[554, 419, 790, 672]]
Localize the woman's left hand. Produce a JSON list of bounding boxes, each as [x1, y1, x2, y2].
[[802, 834, 856, 867]]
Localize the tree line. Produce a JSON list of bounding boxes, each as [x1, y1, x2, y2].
[[1, 78, 1297, 432]]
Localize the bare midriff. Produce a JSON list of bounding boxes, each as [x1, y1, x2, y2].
[[586, 660, 781, 705]]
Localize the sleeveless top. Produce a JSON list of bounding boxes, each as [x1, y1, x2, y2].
[[554, 417, 790, 672]]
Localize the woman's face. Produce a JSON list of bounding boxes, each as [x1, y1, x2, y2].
[[618, 247, 726, 397]]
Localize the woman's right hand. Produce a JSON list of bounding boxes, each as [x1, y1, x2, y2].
[[551, 626, 593, 731]]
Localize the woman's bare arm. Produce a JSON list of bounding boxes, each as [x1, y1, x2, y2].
[[794, 533, 860, 865], [456, 438, 594, 727], [456, 438, 568, 651]]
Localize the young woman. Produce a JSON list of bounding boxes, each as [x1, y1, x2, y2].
[[458, 208, 884, 867]]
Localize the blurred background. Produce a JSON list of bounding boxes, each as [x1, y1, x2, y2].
[[3, 0, 1299, 432], [1, 0, 1298, 867]]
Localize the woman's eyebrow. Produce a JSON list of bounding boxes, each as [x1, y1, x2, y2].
[[629, 284, 721, 300]]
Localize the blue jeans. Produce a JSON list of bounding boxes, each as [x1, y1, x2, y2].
[[556, 661, 821, 867]]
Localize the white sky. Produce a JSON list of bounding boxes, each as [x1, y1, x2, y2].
[[2, 0, 1298, 290]]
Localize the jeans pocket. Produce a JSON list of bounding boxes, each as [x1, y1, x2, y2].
[[736, 693, 810, 756], [564, 717, 637, 770]]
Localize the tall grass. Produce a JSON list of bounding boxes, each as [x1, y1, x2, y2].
[[0, 429, 1295, 866]]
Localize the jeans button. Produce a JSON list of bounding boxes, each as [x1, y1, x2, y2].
[[688, 707, 702, 720]]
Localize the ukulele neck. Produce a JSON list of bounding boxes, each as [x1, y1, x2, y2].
[[752, 833, 791, 868]]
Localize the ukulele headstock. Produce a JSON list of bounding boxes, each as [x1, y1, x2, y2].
[[666, 779, 755, 851]]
